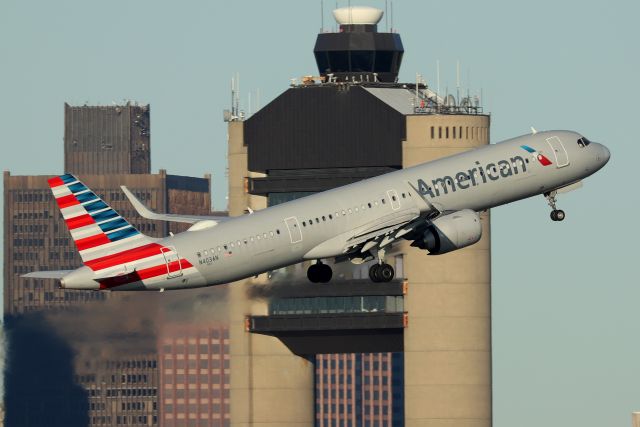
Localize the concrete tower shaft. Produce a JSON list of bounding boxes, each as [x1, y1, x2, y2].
[[402, 114, 492, 427]]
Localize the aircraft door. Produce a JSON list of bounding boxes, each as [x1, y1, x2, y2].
[[546, 136, 569, 168], [161, 246, 183, 278], [284, 217, 303, 244], [387, 190, 401, 210]]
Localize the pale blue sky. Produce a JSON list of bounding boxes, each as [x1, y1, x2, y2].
[[1, 1, 638, 425]]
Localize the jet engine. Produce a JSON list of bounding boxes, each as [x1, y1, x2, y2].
[[413, 209, 482, 255]]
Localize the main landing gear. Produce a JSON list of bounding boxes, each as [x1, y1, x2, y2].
[[368, 247, 395, 283], [307, 261, 332, 283], [369, 263, 394, 282], [545, 191, 565, 222]]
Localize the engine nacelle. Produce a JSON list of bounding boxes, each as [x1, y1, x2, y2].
[[419, 209, 482, 255]]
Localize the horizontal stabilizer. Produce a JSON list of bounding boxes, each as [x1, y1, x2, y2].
[[121, 186, 228, 225], [22, 270, 72, 279]]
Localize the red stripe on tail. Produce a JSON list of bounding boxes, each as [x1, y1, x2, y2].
[[47, 176, 65, 188], [75, 233, 111, 251], [85, 243, 164, 271], [66, 214, 95, 230], [56, 194, 80, 209], [98, 258, 192, 289]]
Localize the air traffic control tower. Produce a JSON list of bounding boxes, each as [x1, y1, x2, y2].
[[227, 6, 491, 427]]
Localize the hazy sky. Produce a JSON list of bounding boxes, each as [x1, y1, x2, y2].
[[1, 1, 638, 426]]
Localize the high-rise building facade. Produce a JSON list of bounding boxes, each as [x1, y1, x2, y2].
[[64, 103, 151, 175], [158, 323, 231, 427], [315, 353, 403, 427]]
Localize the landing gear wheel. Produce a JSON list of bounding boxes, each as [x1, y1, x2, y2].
[[318, 263, 332, 283], [307, 264, 320, 283], [369, 263, 395, 282], [378, 264, 395, 282], [551, 209, 565, 222], [369, 264, 381, 282], [307, 262, 332, 283]]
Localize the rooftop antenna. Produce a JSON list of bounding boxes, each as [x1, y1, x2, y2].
[[456, 60, 460, 105], [231, 76, 236, 116], [436, 60, 440, 98], [256, 88, 261, 112], [390, 1, 394, 32], [385, 0, 389, 32]]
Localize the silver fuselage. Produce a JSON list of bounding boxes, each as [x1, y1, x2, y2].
[[119, 130, 608, 291]]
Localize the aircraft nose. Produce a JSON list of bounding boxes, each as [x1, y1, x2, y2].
[[597, 143, 611, 166]]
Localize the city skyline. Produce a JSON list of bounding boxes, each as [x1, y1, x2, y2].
[[1, 1, 638, 426]]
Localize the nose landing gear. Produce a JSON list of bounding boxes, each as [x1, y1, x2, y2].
[[307, 261, 333, 283], [545, 191, 566, 222]]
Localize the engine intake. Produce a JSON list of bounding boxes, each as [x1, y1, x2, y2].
[[416, 209, 482, 255]]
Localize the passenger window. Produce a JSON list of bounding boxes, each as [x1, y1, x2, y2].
[[302, 221, 306, 227], [368, 203, 372, 208], [322, 216, 326, 221], [204, 250, 208, 256], [355, 207, 359, 212], [329, 214, 333, 220], [342, 210, 346, 215], [381, 199, 386, 204], [270, 231, 274, 237], [401, 193, 405, 198], [392, 195, 397, 201], [315, 218, 319, 223], [250, 237, 254, 242], [263, 233, 267, 238], [276, 229, 280, 235], [224, 245, 228, 250], [348, 209, 353, 214]]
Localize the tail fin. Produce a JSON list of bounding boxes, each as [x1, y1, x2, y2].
[[48, 173, 152, 263]]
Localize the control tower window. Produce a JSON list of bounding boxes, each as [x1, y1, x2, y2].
[[328, 51, 350, 72], [374, 51, 396, 73], [350, 51, 374, 72]]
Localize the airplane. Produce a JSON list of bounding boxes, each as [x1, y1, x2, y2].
[[24, 130, 610, 290]]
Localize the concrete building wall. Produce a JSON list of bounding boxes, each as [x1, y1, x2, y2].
[[64, 103, 151, 175], [402, 114, 492, 427], [227, 120, 314, 427]]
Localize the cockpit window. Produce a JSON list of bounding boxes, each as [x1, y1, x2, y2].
[[577, 137, 591, 148]]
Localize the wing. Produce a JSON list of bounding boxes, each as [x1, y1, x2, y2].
[[121, 186, 229, 225], [304, 206, 428, 263]]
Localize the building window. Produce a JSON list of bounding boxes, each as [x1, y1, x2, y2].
[[445, 127, 449, 139], [430, 126, 434, 139], [438, 126, 442, 139]]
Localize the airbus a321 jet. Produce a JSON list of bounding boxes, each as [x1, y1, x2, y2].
[[24, 130, 610, 290]]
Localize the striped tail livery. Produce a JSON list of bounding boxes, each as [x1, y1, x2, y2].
[[23, 174, 203, 291]]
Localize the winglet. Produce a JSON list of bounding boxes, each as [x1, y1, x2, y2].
[[121, 186, 227, 225], [530, 126, 537, 134], [121, 186, 166, 221]]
